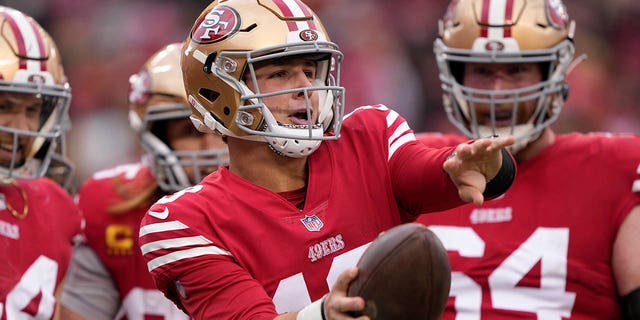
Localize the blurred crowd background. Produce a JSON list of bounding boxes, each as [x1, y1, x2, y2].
[[3, 0, 640, 189]]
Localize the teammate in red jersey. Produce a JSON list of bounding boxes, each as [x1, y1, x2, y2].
[[0, 6, 82, 320], [57, 43, 228, 320], [416, 0, 640, 319], [137, 1, 516, 319]]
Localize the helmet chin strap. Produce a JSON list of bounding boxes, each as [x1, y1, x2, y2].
[[259, 108, 324, 158]]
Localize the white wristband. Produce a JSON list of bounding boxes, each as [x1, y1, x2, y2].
[[296, 295, 326, 320]]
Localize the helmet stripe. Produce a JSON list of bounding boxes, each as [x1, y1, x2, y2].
[[480, 0, 515, 39], [1, 9, 46, 72], [0, 11, 27, 70], [480, 0, 490, 37], [272, 0, 316, 32], [504, 0, 514, 37]]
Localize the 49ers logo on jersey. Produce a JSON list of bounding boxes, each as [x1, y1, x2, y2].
[[191, 5, 240, 44]]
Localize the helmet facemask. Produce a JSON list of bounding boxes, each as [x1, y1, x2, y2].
[[210, 42, 345, 158], [433, 0, 578, 153], [0, 81, 71, 182], [436, 39, 575, 153], [131, 103, 229, 193]]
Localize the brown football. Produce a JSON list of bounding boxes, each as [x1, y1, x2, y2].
[[347, 223, 451, 320]]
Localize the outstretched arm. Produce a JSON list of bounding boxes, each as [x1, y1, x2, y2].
[[443, 136, 516, 206]]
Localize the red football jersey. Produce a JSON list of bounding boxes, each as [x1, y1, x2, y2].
[[139, 106, 466, 319], [78, 163, 188, 319], [417, 132, 640, 319], [0, 178, 81, 319]]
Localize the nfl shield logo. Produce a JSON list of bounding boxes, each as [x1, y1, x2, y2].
[[300, 215, 324, 232]]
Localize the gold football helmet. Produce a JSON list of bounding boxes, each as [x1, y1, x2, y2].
[[0, 6, 71, 181], [434, 0, 576, 152], [128, 42, 229, 192], [182, 0, 345, 157]]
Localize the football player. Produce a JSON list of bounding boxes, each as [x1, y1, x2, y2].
[[137, 0, 516, 319], [416, 0, 640, 319], [0, 6, 82, 319], [57, 42, 229, 320]]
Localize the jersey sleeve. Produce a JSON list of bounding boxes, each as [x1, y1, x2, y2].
[[59, 244, 120, 320], [363, 106, 464, 214], [138, 187, 280, 319], [602, 134, 640, 230]]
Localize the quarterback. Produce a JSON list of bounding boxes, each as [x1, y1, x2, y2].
[[138, 0, 516, 319]]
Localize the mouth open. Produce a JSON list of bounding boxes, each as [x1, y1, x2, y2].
[[288, 109, 315, 127]]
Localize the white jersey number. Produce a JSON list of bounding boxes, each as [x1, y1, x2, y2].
[[429, 226, 576, 320], [1, 256, 58, 320], [118, 287, 190, 320], [272, 243, 370, 313]]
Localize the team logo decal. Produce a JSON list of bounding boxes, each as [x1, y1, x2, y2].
[[128, 69, 150, 105], [300, 215, 324, 232], [299, 29, 318, 41], [191, 5, 241, 44], [485, 40, 505, 52], [546, 0, 569, 29], [27, 74, 46, 84], [442, 0, 460, 29]]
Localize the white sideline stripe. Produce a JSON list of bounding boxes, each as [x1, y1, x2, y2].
[[139, 221, 188, 237], [389, 132, 416, 161], [140, 236, 212, 255], [147, 246, 232, 272]]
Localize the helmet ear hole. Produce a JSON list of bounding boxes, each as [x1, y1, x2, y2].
[[199, 88, 220, 103]]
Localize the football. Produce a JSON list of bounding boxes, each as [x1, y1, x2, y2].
[[347, 223, 451, 320]]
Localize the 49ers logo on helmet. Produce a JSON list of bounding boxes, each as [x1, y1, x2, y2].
[[442, 0, 460, 28], [546, 0, 569, 29], [129, 69, 150, 106], [299, 29, 319, 41], [191, 6, 240, 44]]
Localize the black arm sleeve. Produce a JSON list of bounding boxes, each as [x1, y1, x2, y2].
[[482, 148, 516, 199], [621, 288, 640, 320]]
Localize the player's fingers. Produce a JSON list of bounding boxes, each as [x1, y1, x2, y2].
[[323, 267, 367, 318], [324, 297, 366, 319], [332, 266, 358, 293], [458, 185, 484, 205]]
